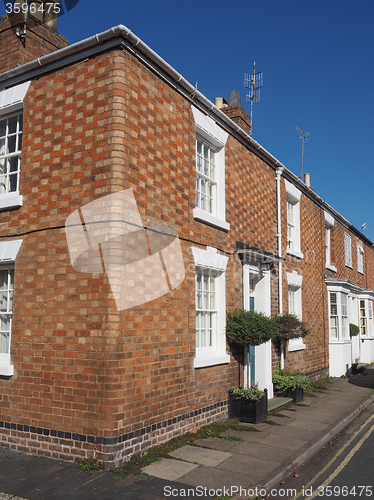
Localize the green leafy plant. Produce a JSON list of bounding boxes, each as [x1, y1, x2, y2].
[[78, 457, 102, 474], [226, 309, 277, 346], [231, 383, 265, 401], [349, 323, 360, 337], [272, 314, 309, 342], [272, 363, 311, 392]]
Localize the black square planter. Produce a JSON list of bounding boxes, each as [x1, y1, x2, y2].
[[278, 387, 304, 403], [228, 388, 268, 424]]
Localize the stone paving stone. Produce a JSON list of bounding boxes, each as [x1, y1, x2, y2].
[[228, 440, 295, 462], [263, 423, 319, 441], [142, 458, 199, 481], [177, 464, 252, 490], [259, 432, 308, 451], [217, 453, 278, 484], [193, 436, 238, 452], [286, 418, 329, 432], [170, 445, 232, 466], [222, 428, 266, 442]]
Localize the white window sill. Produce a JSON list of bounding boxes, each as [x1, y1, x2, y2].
[[193, 208, 230, 232], [358, 271, 364, 275], [329, 339, 351, 344], [288, 341, 306, 352], [326, 264, 337, 273], [194, 353, 230, 368], [345, 264, 353, 269], [0, 192, 23, 210], [0, 364, 14, 376], [287, 248, 304, 260]]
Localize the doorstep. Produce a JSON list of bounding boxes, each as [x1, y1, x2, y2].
[[268, 396, 293, 411]]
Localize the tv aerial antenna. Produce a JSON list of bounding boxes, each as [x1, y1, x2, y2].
[[295, 126, 309, 179], [244, 62, 263, 137]]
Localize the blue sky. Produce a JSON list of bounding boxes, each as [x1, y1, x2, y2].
[[5, 0, 374, 240]]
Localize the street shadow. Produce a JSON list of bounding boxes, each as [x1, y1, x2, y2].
[[348, 367, 374, 389]]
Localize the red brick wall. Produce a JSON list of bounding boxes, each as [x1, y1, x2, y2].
[[1, 36, 374, 467], [0, 13, 67, 74]]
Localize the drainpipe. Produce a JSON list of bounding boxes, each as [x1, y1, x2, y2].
[[276, 166, 285, 368]]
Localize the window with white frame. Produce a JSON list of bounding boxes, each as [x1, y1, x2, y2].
[[324, 211, 336, 272], [0, 81, 30, 210], [360, 299, 367, 335], [368, 301, 373, 336], [341, 293, 348, 339], [196, 138, 216, 214], [0, 113, 23, 195], [329, 292, 338, 339], [357, 243, 364, 274], [328, 290, 350, 340], [192, 246, 230, 368], [196, 269, 216, 349], [287, 270, 305, 351], [191, 106, 229, 232], [0, 239, 22, 376], [285, 180, 303, 259], [0, 266, 14, 357], [344, 233, 352, 268]]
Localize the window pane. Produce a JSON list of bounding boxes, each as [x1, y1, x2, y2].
[[0, 137, 5, 155], [7, 135, 16, 154], [8, 116, 17, 134], [0, 120, 6, 137], [0, 331, 10, 354]]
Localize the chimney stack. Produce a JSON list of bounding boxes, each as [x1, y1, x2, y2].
[[216, 91, 251, 135], [0, 2, 67, 74]]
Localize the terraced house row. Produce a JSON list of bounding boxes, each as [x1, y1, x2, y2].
[[0, 4, 373, 467]]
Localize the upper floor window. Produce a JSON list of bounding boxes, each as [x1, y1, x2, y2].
[[191, 106, 229, 232], [357, 243, 364, 274], [0, 113, 23, 196], [0, 80, 31, 210], [344, 233, 352, 268], [324, 211, 336, 272], [285, 180, 303, 259], [196, 138, 216, 214]]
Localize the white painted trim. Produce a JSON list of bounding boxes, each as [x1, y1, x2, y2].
[[191, 106, 228, 147], [0, 191, 23, 211], [324, 211, 335, 228], [191, 246, 228, 272], [286, 270, 303, 288], [0, 81, 31, 115], [287, 248, 304, 259], [284, 179, 301, 202], [193, 208, 230, 231]]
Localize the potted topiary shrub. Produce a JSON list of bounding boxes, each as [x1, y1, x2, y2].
[[228, 384, 268, 424], [226, 309, 276, 422], [226, 309, 277, 347], [272, 363, 311, 403], [272, 313, 309, 343]]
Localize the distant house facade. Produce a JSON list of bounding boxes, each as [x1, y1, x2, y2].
[[0, 7, 373, 467]]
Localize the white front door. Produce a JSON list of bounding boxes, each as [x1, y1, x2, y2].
[[243, 263, 273, 398]]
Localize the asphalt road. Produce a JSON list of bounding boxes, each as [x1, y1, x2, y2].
[[267, 401, 374, 500]]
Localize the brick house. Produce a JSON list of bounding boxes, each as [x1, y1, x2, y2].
[[0, 6, 373, 467]]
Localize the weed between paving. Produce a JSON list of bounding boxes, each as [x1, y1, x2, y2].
[[79, 377, 334, 477]]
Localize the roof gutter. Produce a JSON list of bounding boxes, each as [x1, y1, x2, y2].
[[0, 24, 372, 247]]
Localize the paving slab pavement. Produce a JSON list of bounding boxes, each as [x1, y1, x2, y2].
[[0, 368, 373, 500]]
